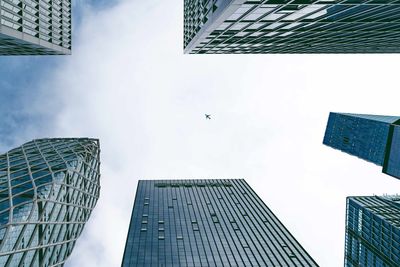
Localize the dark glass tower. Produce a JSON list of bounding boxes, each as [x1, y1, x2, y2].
[[0, 138, 101, 266], [0, 0, 72, 55], [183, 0, 400, 54], [345, 195, 400, 266], [323, 112, 400, 179], [122, 179, 318, 267]]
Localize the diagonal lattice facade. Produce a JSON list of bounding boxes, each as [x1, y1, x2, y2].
[[345, 196, 400, 266], [0, 138, 100, 266], [184, 0, 400, 54], [0, 0, 72, 55]]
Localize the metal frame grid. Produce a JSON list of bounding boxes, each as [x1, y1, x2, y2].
[[184, 0, 222, 48], [184, 0, 400, 54], [122, 179, 318, 267], [345, 196, 400, 266], [0, 138, 100, 267], [0, 0, 72, 55]]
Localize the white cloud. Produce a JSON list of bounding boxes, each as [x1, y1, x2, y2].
[[23, 0, 400, 266]]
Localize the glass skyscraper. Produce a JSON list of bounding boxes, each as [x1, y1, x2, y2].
[[345, 195, 400, 266], [122, 179, 318, 267], [323, 112, 400, 179], [0, 0, 71, 55], [184, 0, 400, 54], [0, 138, 101, 266]]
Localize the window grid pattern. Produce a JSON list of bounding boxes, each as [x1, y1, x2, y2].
[[345, 196, 400, 266], [184, 0, 400, 54], [323, 112, 400, 166], [184, 0, 223, 48], [122, 179, 318, 267], [0, 138, 101, 267], [0, 0, 71, 55]]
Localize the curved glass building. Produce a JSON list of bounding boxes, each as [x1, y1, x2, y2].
[[0, 138, 101, 266]]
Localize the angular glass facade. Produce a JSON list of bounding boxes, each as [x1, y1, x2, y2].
[[0, 0, 72, 55], [345, 196, 400, 266], [184, 0, 400, 54], [323, 112, 400, 179], [122, 179, 318, 267], [0, 138, 100, 266]]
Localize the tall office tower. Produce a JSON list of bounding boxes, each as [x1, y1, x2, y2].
[[0, 138, 101, 266], [0, 0, 72, 55], [323, 112, 400, 179], [183, 0, 400, 54], [122, 179, 318, 267], [345, 195, 400, 266]]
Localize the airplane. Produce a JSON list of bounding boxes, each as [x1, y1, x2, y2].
[[205, 114, 211, 119]]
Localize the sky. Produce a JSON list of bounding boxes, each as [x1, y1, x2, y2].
[[1, 0, 400, 266]]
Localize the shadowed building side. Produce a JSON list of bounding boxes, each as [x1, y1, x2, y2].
[[323, 112, 400, 180]]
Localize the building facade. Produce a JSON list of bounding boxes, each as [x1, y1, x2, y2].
[[183, 0, 400, 54], [0, 0, 71, 55], [122, 179, 318, 267], [323, 112, 400, 179], [0, 138, 101, 266], [345, 195, 400, 266]]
